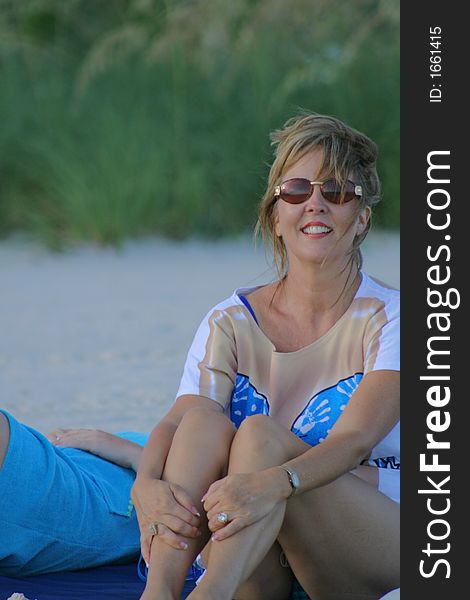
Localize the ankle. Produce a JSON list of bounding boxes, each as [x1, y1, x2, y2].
[[140, 587, 177, 600], [190, 581, 230, 600]]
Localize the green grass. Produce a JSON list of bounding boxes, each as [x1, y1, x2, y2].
[[0, 1, 399, 248]]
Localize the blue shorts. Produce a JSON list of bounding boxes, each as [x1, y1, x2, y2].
[[0, 410, 148, 576]]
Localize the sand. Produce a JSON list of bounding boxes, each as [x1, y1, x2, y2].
[[0, 232, 399, 434]]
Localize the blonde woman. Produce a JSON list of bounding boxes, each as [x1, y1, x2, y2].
[[132, 113, 400, 600]]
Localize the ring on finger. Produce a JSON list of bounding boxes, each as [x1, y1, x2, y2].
[[216, 512, 229, 524], [148, 522, 160, 536]]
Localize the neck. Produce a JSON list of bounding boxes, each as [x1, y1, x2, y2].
[[278, 258, 360, 319]]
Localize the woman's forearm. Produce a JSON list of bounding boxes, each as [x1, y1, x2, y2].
[[276, 430, 367, 497], [97, 436, 143, 472], [277, 373, 400, 497]]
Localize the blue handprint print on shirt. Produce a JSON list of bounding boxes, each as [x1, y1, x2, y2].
[[291, 373, 363, 446]]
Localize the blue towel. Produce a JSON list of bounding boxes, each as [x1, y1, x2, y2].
[[0, 564, 311, 600], [0, 562, 197, 599]]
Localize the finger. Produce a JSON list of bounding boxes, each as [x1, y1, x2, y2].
[[46, 428, 65, 438], [52, 433, 79, 448], [201, 478, 223, 503], [203, 491, 222, 515], [141, 535, 151, 566], [207, 511, 232, 533], [166, 500, 201, 528], [206, 499, 226, 522], [159, 514, 201, 539], [211, 518, 245, 541], [152, 522, 190, 551], [46, 429, 67, 444], [171, 484, 201, 518]]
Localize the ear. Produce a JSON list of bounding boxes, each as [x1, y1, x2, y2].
[[356, 206, 371, 236], [274, 212, 281, 237]]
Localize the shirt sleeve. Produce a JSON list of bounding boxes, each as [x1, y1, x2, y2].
[[364, 296, 400, 374], [175, 307, 238, 410]]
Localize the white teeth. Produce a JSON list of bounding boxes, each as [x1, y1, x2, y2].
[[302, 225, 332, 234]]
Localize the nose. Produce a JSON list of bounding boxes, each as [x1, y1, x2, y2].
[[304, 184, 327, 212]]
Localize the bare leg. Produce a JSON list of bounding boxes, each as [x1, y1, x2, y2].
[[141, 407, 236, 600], [0, 412, 10, 470], [189, 415, 399, 600], [279, 473, 399, 599], [198, 541, 293, 600], [189, 415, 305, 600]]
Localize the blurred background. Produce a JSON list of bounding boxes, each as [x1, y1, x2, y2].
[[0, 0, 399, 246], [0, 0, 399, 432]]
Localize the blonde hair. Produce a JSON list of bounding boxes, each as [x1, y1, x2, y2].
[[256, 112, 381, 279]]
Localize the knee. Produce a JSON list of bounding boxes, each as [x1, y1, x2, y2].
[[236, 414, 275, 438], [234, 414, 282, 454], [178, 406, 235, 438], [0, 412, 11, 470]]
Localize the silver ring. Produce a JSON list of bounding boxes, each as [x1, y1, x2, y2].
[[148, 522, 159, 536], [216, 512, 229, 524]]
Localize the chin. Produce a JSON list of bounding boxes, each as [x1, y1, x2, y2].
[[295, 248, 351, 268], [296, 252, 330, 266]]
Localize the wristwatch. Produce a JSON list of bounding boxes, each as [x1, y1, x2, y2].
[[280, 465, 300, 497]]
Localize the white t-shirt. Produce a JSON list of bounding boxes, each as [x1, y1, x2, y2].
[[176, 271, 400, 475]]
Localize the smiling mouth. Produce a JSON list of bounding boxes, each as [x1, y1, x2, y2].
[[301, 225, 333, 235]]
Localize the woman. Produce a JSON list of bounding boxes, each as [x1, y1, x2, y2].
[[131, 112, 400, 600]]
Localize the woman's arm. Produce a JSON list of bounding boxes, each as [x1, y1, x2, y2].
[[202, 370, 399, 540], [47, 428, 143, 472], [276, 370, 400, 496]]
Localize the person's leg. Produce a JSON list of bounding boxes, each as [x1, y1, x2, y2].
[[279, 473, 399, 599], [0, 411, 10, 470], [198, 532, 293, 600], [189, 415, 306, 600], [142, 407, 236, 600], [189, 415, 399, 600]]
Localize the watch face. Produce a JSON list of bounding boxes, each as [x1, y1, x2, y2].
[[290, 470, 300, 490], [284, 467, 300, 493]]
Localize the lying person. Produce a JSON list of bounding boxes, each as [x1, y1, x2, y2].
[[0, 409, 148, 576]]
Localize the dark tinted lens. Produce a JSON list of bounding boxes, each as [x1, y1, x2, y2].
[[321, 179, 356, 204], [280, 178, 312, 204]]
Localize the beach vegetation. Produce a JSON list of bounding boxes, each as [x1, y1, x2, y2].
[[0, 0, 399, 247]]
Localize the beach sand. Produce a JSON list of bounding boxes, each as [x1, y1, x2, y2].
[[1, 232, 399, 434]]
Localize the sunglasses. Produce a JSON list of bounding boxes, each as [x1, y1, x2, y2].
[[274, 178, 362, 205]]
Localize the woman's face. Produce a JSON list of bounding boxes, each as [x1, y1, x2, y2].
[[274, 149, 370, 270]]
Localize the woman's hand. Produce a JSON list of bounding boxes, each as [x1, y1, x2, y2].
[[47, 428, 107, 452], [131, 476, 201, 564], [46, 428, 142, 471], [202, 467, 289, 541]]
